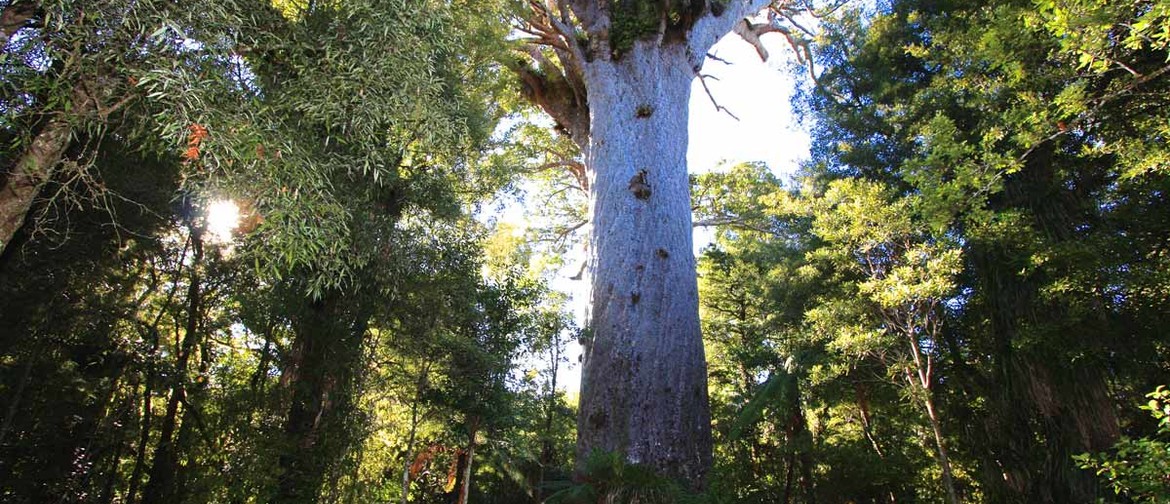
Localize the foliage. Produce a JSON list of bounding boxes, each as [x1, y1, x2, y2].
[[3, 0, 1170, 502], [546, 449, 708, 504], [1075, 386, 1170, 503], [789, 0, 1170, 500]]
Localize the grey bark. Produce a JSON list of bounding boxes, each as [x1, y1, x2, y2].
[[516, 0, 772, 490], [576, 41, 712, 489]]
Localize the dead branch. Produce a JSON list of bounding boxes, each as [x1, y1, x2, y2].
[[696, 72, 740, 121]]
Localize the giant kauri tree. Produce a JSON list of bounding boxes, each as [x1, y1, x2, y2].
[[512, 0, 819, 488]]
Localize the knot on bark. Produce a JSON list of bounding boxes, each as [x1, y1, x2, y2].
[[628, 169, 651, 200]]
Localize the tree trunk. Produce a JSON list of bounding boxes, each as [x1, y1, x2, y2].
[[456, 417, 478, 504], [905, 329, 959, 504], [0, 117, 72, 254], [0, 355, 33, 446], [142, 225, 204, 504], [576, 40, 712, 489], [274, 295, 368, 504], [535, 340, 561, 503], [905, 358, 958, 504], [127, 355, 155, 504], [128, 239, 187, 504], [98, 383, 136, 504], [924, 392, 959, 504], [402, 364, 428, 504], [854, 382, 885, 459]]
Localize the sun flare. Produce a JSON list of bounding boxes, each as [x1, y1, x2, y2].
[[205, 199, 241, 243]]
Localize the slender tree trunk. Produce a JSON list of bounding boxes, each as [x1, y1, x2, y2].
[[128, 239, 189, 504], [799, 451, 815, 504], [855, 382, 885, 459], [98, 382, 137, 504], [127, 358, 154, 503], [248, 325, 274, 397], [577, 40, 712, 489], [782, 451, 795, 504], [402, 364, 428, 504], [904, 329, 959, 504], [456, 418, 478, 504], [174, 338, 213, 499], [142, 226, 204, 504], [0, 356, 33, 446], [401, 416, 418, 504], [905, 363, 958, 504], [535, 341, 561, 503], [924, 390, 959, 504]]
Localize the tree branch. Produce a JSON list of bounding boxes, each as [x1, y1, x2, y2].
[[688, 0, 773, 69], [696, 72, 740, 121], [509, 45, 590, 149]]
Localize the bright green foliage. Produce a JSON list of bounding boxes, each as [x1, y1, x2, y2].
[[1075, 386, 1170, 503], [484, 119, 590, 278], [1029, 0, 1170, 74], [1, 0, 514, 294], [694, 164, 929, 502], [803, 179, 962, 358], [164, 0, 512, 295], [790, 0, 1170, 500]]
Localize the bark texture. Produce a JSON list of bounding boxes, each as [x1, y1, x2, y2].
[[577, 41, 712, 488], [0, 81, 97, 256], [0, 118, 72, 254], [515, 0, 772, 490]]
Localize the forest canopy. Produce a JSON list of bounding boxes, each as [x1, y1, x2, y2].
[[0, 0, 1168, 503]]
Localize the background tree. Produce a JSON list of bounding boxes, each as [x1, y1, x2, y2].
[[795, 0, 1170, 500]]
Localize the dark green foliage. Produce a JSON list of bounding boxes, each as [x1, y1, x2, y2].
[[1075, 386, 1170, 503], [546, 449, 707, 504]]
